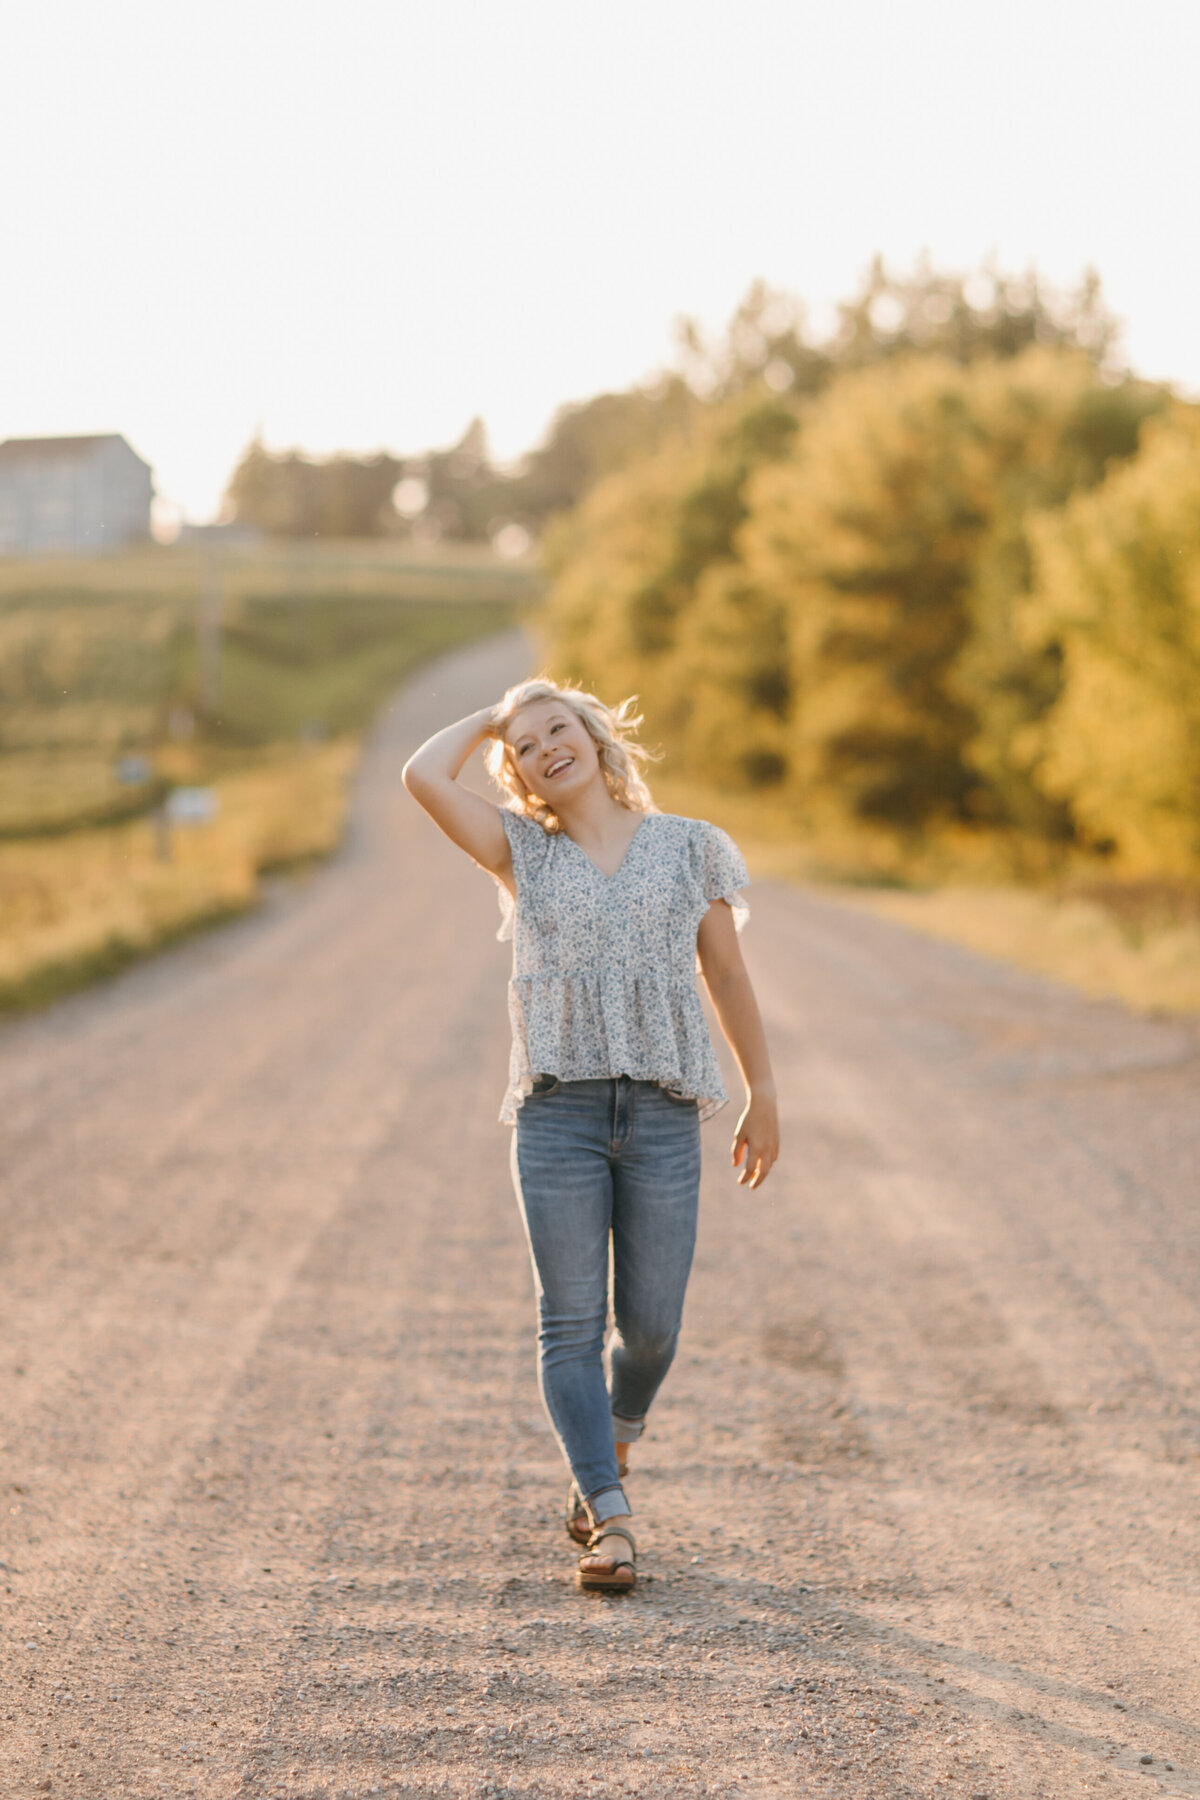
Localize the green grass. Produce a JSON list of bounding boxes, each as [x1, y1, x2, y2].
[[209, 591, 510, 742], [0, 540, 538, 1008], [0, 539, 540, 826]]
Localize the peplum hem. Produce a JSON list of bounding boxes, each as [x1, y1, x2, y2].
[[499, 967, 730, 1125]]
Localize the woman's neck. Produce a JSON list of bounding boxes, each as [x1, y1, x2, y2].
[[553, 780, 638, 851]]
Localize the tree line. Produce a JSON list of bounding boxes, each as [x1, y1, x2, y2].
[[220, 257, 1200, 879], [223, 258, 1122, 546], [535, 262, 1200, 879], [222, 391, 704, 546]]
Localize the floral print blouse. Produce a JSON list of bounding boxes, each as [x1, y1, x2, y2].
[[493, 808, 749, 1124]]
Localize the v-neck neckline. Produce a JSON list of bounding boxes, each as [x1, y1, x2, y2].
[[562, 814, 648, 882]]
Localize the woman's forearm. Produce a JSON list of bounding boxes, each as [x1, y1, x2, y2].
[[705, 959, 780, 1187], [400, 705, 512, 877], [704, 966, 776, 1098], [401, 706, 495, 793]]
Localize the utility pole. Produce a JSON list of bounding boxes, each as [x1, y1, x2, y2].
[[198, 550, 223, 717]]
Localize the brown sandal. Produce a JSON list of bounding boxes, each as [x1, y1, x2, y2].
[[565, 1466, 628, 1547], [577, 1521, 636, 1593]]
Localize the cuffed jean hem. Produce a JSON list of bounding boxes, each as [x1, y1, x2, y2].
[[587, 1484, 631, 1524], [612, 1412, 646, 1442]]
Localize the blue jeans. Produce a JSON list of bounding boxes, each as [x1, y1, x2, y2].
[[511, 1076, 701, 1525]]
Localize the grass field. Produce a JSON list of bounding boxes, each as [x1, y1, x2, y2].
[[850, 882, 1200, 1015], [0, 540, 537, 1011], [652, 772, 1200, 1017], [8, 538, 1195, 1022]]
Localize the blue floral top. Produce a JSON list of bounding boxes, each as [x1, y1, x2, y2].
[[493, 809, 749, 1124]]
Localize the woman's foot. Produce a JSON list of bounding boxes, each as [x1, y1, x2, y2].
[[577, 1515, 636, 1592]]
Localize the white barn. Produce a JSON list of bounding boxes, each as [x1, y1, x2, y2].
[[0, 434, 154, 556]]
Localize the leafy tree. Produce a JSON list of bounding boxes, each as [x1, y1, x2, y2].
[[538, 442, 698, 707], [741, 356, 992, 824], [519, 252, 1107, 538], [417, 418, 500, 542], [500, 379, 698, 531], [675, 280, 830, 403], [672, 260, 1120, 410], [668, 562, 792, 787], [1020, 406, 1200, 871], [953, 364, 1165, 834], [624, 395, 799, 659], [734, 348, 1161, 830], [829, 256, 1118, 372], [225, 439, 405, 537], [539, 392, 801, 763], [536, 260, 1182, 873]]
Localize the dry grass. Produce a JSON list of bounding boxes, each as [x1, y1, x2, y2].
[[0, 741, 356, 1013], [651, 772, 1200, 1016], [0, 749, 165, 835], [848, 883, 1200, 1015]]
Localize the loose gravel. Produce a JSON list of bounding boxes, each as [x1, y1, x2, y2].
[[3, 633, 1199, 1799]]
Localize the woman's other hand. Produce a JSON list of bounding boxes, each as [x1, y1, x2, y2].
[[732, 1092, 779, 1189]]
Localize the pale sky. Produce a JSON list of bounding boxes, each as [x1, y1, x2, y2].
[[4, 0, 1198, 522]]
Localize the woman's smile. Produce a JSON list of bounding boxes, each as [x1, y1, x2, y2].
[[506, 700, 598, 799]]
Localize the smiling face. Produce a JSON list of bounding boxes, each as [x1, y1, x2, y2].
[[505, 697, 603, 806]]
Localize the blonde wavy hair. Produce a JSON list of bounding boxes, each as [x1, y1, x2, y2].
[[485, 677, 657, 832]]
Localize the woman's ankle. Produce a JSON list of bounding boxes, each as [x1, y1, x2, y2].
[[586, 1514, 634, 1550]]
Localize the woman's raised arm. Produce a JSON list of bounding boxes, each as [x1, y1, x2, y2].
[[401, 706, 514, 884]]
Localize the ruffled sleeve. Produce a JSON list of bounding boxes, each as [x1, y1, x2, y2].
[[700, 821, 750, 932]]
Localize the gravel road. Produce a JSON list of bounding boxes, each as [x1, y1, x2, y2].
[[3, 631, 1199, 1800]]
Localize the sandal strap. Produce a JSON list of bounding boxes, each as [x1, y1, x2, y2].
[[585, 1523, 636, 1555]]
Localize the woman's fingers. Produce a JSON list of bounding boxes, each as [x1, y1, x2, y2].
[[732, 1110, 780, 1187], [734, 1139, 776, 1187]]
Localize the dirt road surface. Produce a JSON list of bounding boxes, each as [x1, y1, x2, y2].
[[3, 632, 1200, 1800]]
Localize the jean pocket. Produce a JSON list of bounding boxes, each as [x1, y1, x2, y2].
[[658, 1084, 699, 1107], [529, 1074, 563, 1097]]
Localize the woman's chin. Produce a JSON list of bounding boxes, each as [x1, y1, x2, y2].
[[536, 772, 592, 808]]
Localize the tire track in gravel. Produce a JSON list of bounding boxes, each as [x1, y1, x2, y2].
[[3, 629, 1200, 1800]]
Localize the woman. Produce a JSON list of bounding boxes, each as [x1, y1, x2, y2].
[[402, 677, 779, 1592]]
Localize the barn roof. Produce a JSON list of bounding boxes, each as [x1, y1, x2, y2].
[[0, 434, 146, 466]]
